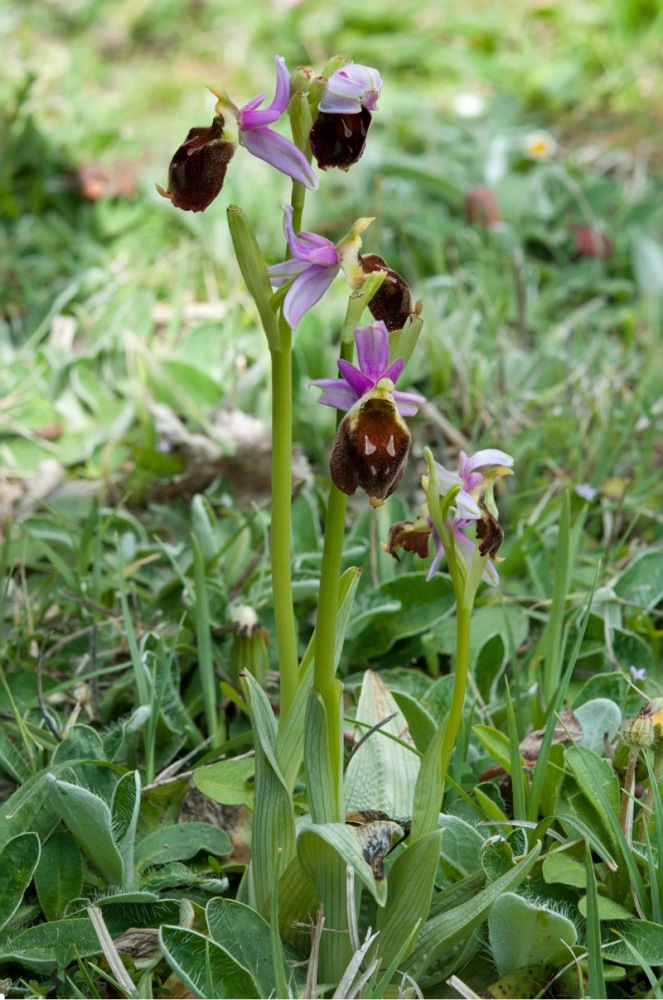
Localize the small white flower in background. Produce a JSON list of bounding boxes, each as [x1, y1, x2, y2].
[[524, 131, 556, 160], [452, 93, 487, 119], [575, 482, 597, 501], [630, 665, 646, 682]]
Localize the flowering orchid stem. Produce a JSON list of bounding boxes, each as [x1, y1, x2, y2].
[[312, 483, 347, 820], [311, 299, 365, 822], [439, 602, 471, 798], [270, 318, 299, 719]]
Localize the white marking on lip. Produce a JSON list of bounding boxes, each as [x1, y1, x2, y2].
[[364, 436, 377, 455], [386, 435, 396, 457]]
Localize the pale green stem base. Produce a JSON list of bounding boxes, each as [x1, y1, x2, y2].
[[270, 323, 299, 720]]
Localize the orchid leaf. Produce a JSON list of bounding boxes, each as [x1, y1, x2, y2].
[[298, 823, 390, 907], [375, 829, 442, 963], [227, 205, 279, 351], [344, 669, 420, 817], [305, 685, 342, 824], [404, 841, 542, 977], [241, 671, 296, 914]]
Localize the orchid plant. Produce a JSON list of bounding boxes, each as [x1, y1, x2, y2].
[[158, 54, 515, 995]]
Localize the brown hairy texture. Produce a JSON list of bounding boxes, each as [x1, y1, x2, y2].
[[309, 107, 372, 170], [360, 253, 413, 332], [160, 115, 235, 213], [330, 394, 410, 505]]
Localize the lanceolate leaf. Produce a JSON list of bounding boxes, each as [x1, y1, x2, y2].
[[375, 829, 442, 963], [0, 832, 41, 933], [34, 831, 83, 921], [46, 774, 124, 885], [159, 925, 260, 999], [305, 687, 343, 824], [344, 669, 420, 818], [111, 770, 141, 879], [298, 823, 390, 907], [241, 671, 296, 914]]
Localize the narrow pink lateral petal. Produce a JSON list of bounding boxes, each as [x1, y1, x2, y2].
[[239, 55, 290, 130], [309, 378, 358, 412], [337, 360, 373, 398], [393, 389, 425, 417], [240, 127, 318, 189], [266, 257, 309, 286], [284, 263, 337, 328], [355, 322, 390, 380], [281, 205, 335, 262]]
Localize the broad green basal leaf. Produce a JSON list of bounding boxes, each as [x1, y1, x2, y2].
[[159, 925, 260, 999], [46, 774, 124, 885], [135, 822, 232, 872], [0, 832, 41, 933], [34, 831, 83, 921], [193, 758, 256, 808], [488, 892, 578, 975]]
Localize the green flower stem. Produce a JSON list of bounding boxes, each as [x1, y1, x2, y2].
[[270, 316, 299, 721], [312, 483, 347, 822], [439, 601, 471, 796]]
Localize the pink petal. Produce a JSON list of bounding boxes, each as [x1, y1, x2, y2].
[[309, 378, 358, 411], [266, 257, 309, 286], [355, 321, 390, 380], [393, 389, 425, 417], [239, 55, 290, 130], [240, 127, 317, 189], [283, 263, 337, 328], [337, 360, 373, 397], [464, 448, 514, 473], [281, 205, 335, 263], [319, 64, 382, 114]]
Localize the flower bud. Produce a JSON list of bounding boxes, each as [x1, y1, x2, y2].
[[229, 606, 269, 687], [291, 65, 314, 93], [622, 712, 656, 750], [465, 185, 501, 227], [573, 226, 613, 259], [360, 253, 414, 332]]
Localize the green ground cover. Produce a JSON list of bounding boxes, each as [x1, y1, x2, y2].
[[1, 0, 663, 996]]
